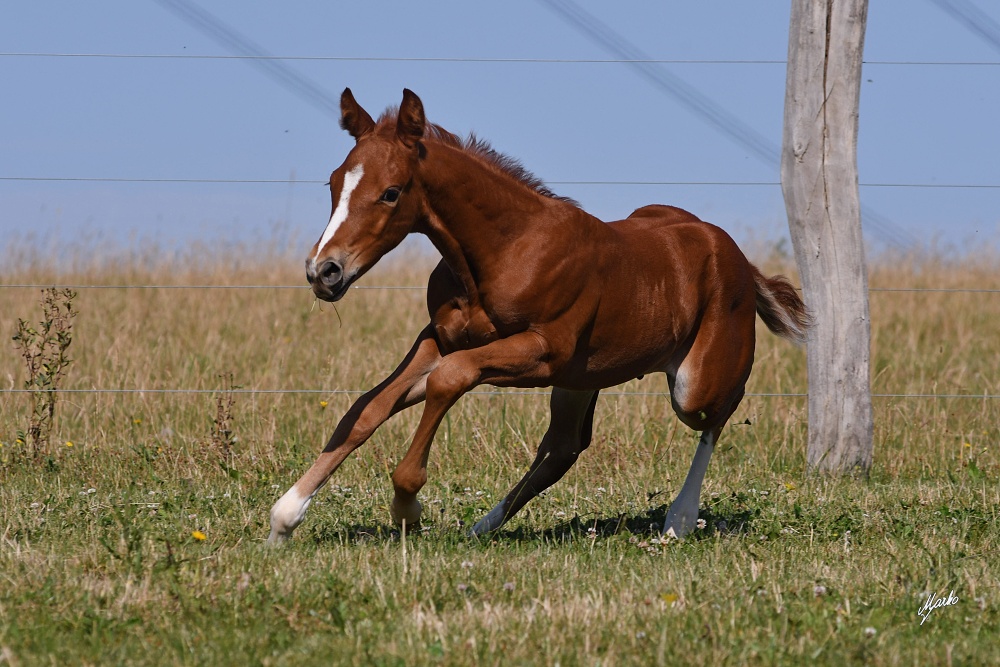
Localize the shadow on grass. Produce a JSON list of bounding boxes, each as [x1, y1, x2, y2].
[[500, 501, 760, 543], [306, 501, 760, 546]]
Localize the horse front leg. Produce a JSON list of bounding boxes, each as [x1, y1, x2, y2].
[[388, 331, 558, 528], [268, 326, 441, 544]]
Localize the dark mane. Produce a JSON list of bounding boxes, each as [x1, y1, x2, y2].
[[376, 108, 579, 207]]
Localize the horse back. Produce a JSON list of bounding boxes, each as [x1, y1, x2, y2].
[[612, 204, 750, 281], [625, 204, 702, 225]]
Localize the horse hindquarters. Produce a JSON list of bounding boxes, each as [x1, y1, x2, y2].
[[667, 252, 758, 431], [661, 246, 758, 536]]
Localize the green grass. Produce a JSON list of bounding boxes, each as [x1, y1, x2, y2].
[[1, 247, 998, 665]]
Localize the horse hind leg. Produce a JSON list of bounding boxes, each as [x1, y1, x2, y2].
[[662, 426, 720, 538], [471, 388, 599, 536], [663, 352, 748, 537], [662, 376, 746, 537]]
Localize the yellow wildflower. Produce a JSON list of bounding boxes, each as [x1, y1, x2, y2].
[[192, 530, 207, 541], [66, 441, 74, 448], [319, 400, 329, 409], [784, 482, 796, 491]]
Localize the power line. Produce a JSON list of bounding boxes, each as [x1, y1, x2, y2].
[[537, 0, 778, 166], [5, 3, 981, 250], [927, 0, 1000, 55], [535, 0, 919, 251], [150, 0, 341, 118]]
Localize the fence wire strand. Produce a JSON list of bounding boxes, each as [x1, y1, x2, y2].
[[1, 388, 997, 399], [5, 176, 999, 189], [3, 285, 999, 293], [2, 52, 998, 66], [4, 44, 996, 405]]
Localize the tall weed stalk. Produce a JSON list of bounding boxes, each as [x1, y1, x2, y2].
[[11, 288, 78, 461]]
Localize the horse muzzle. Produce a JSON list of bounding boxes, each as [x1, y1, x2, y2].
[[306, 258, 353, 302]]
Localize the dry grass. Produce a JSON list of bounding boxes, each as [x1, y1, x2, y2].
[[0, 242, 997, 665]]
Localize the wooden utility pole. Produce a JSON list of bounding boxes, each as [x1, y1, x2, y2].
[[782, 0, 873, 474]]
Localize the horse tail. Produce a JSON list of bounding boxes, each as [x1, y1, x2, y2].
[[751, 265, 812, 345]]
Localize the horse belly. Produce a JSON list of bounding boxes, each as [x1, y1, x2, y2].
[[553, 321, 688, 390], [553, 250, 702, 388]]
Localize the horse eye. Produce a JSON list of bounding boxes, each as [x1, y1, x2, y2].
[[380, 187, 401, 205]]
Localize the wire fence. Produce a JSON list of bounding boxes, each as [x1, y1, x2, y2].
[[3, 52, 999, 65], [4, 281, 994, 399], [4, 47, 996, 403], [3, 284, 1000, 294], [1, 280, 997, 400], [2, 282, 995, 401], [1, 387, 997, 399], [1, 279, 995, 400], [4, 176, 1000, 189]]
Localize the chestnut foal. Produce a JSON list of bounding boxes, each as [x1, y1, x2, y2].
[[268, 89, 809, 544]]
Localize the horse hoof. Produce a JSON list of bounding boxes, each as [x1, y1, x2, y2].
[[470, 500, 507, 536], [390, 496, 423, 526], [266, 529, 290, 546], [662, 515, 696, 539]]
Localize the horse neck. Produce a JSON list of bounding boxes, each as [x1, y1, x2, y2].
[[417, 142, 555, 286]]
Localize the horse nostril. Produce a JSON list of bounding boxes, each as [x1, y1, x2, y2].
[[317, 260, 343, 284]]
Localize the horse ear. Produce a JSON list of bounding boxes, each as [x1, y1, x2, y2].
[[340, 88, 375, 140], [396, 89, 425, 148]]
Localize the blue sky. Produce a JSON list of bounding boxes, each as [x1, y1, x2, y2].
[[2, 1, 998, 261]]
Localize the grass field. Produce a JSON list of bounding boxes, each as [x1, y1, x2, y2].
[[1, 243, 998, 666]]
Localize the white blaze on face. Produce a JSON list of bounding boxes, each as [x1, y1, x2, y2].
[[312, 164, 364, 264]]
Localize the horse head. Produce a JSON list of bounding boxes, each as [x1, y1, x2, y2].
[[306, 88, 426, 301]]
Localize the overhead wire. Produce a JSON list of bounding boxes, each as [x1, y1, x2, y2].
[[149, 0, 341, 118], [536, 0, 925, 250], [8, 2, 992, 250], [926, 0, 1000, 55], [3, 5, 996, 407]]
